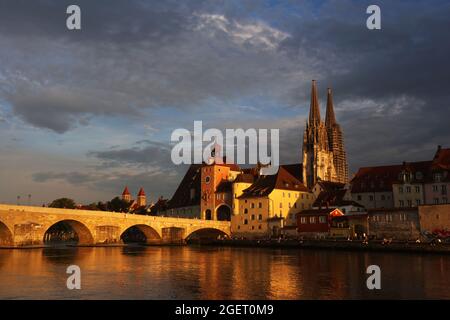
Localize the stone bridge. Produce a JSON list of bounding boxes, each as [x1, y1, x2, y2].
[[0, 204, 230, 247]]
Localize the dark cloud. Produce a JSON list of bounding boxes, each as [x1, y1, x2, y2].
[[87, 140, 173, 169], [3, 0, 450, 203]]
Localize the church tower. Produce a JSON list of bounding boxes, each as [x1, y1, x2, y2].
[[122, 186, 131, 202], [325, 88, 349, 184], [137, 187, 146, 207], [302, 80, 337, 189]]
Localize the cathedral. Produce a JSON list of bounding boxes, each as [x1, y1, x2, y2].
[[302, 80, 348, 188]]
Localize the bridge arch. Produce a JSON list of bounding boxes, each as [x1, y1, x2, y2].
[[186, 227, 230, 242], [120, 224, 161, 244], [44, 219, 94, 245], [0, 221, 13, 246]]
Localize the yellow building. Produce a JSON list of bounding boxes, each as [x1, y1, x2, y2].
[[232, 166, 313, 239]]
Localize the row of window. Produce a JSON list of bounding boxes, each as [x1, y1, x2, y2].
[[433, 198, 448, 204], [372, 213, 408, 222], [356, 194, 391, 202], [398, 199, 421, 207], [236, 224, 262, 230], [241, 202, 310, 213], [242, 214, 263, 222], [431, 184, 447, 195], [398, 186, 421, 193], [299, 216, 327, 224]]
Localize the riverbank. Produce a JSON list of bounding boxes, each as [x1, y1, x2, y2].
[[206, 239, 450, 254]]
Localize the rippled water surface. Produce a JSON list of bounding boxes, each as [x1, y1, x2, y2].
[[0, 246, 449, 299]]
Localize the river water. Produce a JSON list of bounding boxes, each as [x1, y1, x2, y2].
[[0, 246, 448, 299]]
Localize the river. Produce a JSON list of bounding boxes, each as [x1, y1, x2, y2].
[[0, 246, 448, 299]]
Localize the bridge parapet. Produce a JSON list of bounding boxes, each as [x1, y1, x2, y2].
[[0, 204, 230, 247]]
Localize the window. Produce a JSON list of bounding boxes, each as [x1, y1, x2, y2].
[[251, 203, 255, 209], [251, 214, 255, 220], [288, 203, 291, 208], [237, 225, 240, 230], [369, 195, 374, 201], [319, 216, 326, 223], [301, 194, 304, 199], [251, 226, 255, 230], [309, 216, 316, 223], [294, 203, 297, 208], [441, 185, 447, 195], [258, 225, 262, 230], [434, 173, 442, 182], [434, 198, 439, 204], [258, 202, 262, 208], [399, 187, 403, 193], [357, 195, 362, 201], [433, 185, 438, 192], [381, 195, 386, 201], [399, 200, 404, 207], [283, 192, 285, 197], [406, 186, 411, 193], [415, 186, 420, 193], [244, 219, 248, 225], [416, 199, 421, 206], [443, 198, 448, 204], [407, 200, 412, 207], [279, 203, 283, 208], [244, 208, 248, 214], [300, 217, 307, 224], [386, 214, 393, 222], [258, 214, 262, 220]]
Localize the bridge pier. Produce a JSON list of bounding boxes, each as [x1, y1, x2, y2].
[[0, 204, 231, 248], [161, 227, 185, 245]]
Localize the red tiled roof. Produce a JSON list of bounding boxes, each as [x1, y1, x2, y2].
[[313, 188, 364, 208], [280, 163, 303, 182], [351, 146, 450, 192], [168, 164, 203, 209], [137, 187, 145, 196], [122, 186, 130, 196], [432, 147, 450, 169], [351, 165, 402, 193], [298, 208, 342, 215], [239, 166, 308, 199], [234, 173, 256, 183]]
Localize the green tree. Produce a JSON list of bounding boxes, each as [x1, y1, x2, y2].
[[49, 198, 76, 209], [107, 197, 130, 212]]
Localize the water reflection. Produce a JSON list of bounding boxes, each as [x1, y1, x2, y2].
[[0, 246, 449, 299]]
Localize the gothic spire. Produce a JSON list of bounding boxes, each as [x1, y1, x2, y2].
[[308, 80, 321, 125], [325, 88, 336, 128]]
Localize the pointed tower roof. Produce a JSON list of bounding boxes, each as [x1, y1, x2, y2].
[[137, 187, 146, 197], [309, 80, 321, 125], [122, 186, 130, 196], [325, 88, 336, 128]]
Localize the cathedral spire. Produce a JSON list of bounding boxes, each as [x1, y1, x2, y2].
[[309, 80, 321, 125], [325, 88, 336, 128]]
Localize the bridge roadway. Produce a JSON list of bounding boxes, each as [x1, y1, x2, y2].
[[0, 204, 230, 247]]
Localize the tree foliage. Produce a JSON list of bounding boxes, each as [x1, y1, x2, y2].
[[49, 198, 76, 209]]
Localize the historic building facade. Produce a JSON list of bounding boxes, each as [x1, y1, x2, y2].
[[302, 80, 348, 189], [350, 146, 450, 209]]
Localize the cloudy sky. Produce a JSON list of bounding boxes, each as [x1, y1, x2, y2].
[[0, 0, 449, 205]]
